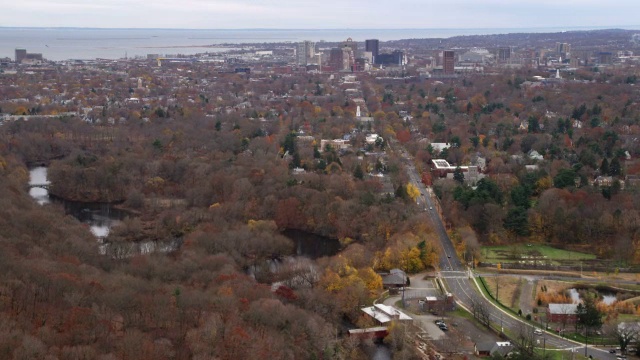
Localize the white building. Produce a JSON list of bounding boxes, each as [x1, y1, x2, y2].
[[361, 304, 412, 324]]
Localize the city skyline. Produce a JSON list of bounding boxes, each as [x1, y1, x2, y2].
[[2, 0, 640, 30]]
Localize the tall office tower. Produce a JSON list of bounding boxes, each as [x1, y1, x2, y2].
[[342, 47, 354, 71], [365, 39, 379, 64], [598, 52, 613, 65], [15, 48, 26, 64], [392, 50, 406, 66], [556, 42, 571, 57], [297, 41, 315, 66], [443, 50, 455, 74], [498, 47, 511, 62], [341, 38, 358, 57], [328, 48, 344, 71]]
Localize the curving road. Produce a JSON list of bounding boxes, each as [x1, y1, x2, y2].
[[399, 149, 616, 360]]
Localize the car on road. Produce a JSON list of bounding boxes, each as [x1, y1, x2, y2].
[[609, 349, 616, 353], [534, 329, 543, 335]]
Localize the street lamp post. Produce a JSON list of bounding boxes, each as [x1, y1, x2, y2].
[[584, 330, 588, 357]]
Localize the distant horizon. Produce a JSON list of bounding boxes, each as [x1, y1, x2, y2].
[[2, 25, 640, 32], [2, 26, 639, 61]]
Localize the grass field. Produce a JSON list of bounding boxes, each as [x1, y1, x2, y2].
[[482, 276, 523, 311], [481, 244, 596, 266]]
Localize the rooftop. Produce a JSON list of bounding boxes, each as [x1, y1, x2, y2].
[[361, 304, 412, 324]]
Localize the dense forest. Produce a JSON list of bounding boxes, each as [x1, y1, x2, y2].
[[2, 50, 640, 357], [0, 69, 437, 358]]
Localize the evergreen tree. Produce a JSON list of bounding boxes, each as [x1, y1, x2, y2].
[[609, 157, 622, 176], [576, 295, 603, 334], [504, 207, 529, 237], [395, 185, 408, 200], [453, 166, 465, 184], [600, 158, 609, 176], [353, 164, 364, 180]]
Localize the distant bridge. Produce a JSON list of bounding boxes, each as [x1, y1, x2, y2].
[[28, 183, 50, 190]]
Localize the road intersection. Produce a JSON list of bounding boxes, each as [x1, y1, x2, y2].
[[399, 148, 617, 359]]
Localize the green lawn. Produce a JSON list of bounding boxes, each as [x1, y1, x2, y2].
[[481, 244, 596, 265]]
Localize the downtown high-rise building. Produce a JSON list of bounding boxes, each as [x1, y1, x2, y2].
[[556, 42, 571, 58], [365, 39, 379, 64], [443, 50, 455, 74], [328, 48, 345, 71], [297, 41, 316, 66], [15, 48, 26, 64], [498, 47, 511, 63]]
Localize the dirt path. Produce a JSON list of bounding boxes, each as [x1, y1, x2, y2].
[[519, 278, 535, 315]]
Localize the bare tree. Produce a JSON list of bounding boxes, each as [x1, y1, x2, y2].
[[513, 321, 536, 356], [607, 322, 640, 355], [470, 297, 491, 327]]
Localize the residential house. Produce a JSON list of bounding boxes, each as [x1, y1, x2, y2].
[[528, 150, 544, 161], [475, 341, 513, 358], [627, 174, 640, 188], [380, 268, 407, 290], [593, 176, 613, 187], [320, 139, 351, 152]]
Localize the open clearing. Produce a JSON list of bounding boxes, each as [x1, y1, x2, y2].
[[481, 275, 523, 311], [481, 244, 596, 266]]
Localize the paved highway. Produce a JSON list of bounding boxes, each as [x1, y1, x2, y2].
[[400, 149, 616, 360]]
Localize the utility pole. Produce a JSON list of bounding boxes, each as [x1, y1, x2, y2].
[[496, 274, 500, 303], [584, 330, 588, 357]]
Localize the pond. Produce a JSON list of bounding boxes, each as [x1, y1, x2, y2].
[[248, 230, 342, 283], [29, 166, 179, 256], [568, 288, 617, 305], [282, 229, 342, 259], [29, 166, 128, 238]]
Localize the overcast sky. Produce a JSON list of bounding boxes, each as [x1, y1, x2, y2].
[[2, 0, 639, 29]]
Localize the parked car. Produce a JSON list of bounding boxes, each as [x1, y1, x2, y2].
[[434, 320, 444, 325]]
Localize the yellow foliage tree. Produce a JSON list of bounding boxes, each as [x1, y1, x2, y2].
[[357, 268, 383, 295], [320, 268, 344, 293], [402, 247, 425, 273], [406, 183, 420, 202], [535, 176, 553, 195]]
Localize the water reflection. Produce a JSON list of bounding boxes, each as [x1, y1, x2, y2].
[[28, 166, 50, 205], [282, 229, 341, 259], [568, 288, 617, 305], [28, 166, 179, 256], [371, 344, 392, 360], [29, 166, 124, 237]]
